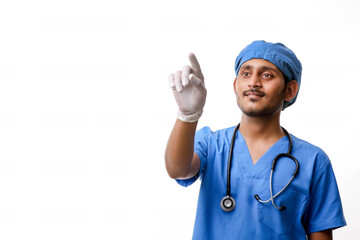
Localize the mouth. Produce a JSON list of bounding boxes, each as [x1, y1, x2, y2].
[[244, 89, 265, 97]]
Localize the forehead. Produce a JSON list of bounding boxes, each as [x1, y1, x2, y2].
[[240, 58, 281, 72]]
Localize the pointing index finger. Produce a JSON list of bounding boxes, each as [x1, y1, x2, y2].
[[188, 53, 202, 73]]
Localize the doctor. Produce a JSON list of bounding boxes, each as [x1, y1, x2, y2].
[[165, 40, 346, 239]]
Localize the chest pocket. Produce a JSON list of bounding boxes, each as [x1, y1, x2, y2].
[[258, 188, 307, 235]]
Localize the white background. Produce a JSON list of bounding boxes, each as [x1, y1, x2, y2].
[[0, 0, 359, 239]]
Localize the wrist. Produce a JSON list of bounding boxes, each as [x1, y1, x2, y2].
[[177, 109, 203, 123]]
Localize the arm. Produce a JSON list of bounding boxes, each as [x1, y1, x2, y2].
[[165, 53, 206, 179], [165, 119, 200, 179], [308, 229, 332, 240]]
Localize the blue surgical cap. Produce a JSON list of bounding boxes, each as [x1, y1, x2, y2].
[[234, 40, 302, 109]]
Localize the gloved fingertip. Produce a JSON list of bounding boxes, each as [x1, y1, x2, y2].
[[175, 82, 184, 93], [169, 74, 176, 88], [182, 76, 190, 87]]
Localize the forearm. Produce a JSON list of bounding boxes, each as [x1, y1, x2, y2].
[[165, 119, 198, 179], [308, 229, 332, 240]]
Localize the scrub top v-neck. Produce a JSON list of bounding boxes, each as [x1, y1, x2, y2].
[[233, 128, 289, 181]]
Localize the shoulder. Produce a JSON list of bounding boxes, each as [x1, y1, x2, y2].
[[290, 134, 331, 174], [195, 126, 238, 152], [197, 125, 236, 134], [291, 135, 326, 154], [196, 125, 237, 141]]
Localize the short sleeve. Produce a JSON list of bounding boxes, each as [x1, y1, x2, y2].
[[176, 126, 211, 187], [302, 156, 347, 234]]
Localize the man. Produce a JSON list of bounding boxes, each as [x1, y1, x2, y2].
[[165, 40, 346, 239]]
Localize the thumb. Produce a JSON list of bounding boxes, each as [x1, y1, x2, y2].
[[190, 74, 206, 94]]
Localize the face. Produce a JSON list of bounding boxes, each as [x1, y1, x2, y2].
[[233, 59, 288, 118]]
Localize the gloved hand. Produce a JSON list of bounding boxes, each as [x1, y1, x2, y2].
[[169, 53, 207, 122]]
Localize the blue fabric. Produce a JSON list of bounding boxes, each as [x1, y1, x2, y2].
[[234, 40, 302, 109], [177, 126, 346, 240]]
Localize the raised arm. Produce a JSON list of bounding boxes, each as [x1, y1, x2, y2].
[[165, 53, 206, 179]]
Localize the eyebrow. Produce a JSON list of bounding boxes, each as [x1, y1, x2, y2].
[[240, 65, 279, 73]]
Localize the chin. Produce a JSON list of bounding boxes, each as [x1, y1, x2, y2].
[[238, 104, 282, 118]]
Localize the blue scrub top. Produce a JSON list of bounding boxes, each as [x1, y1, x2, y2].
[[177, 126, 346, 240]]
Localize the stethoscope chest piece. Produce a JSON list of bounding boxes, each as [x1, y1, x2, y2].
[[221, 196, 236, 212]]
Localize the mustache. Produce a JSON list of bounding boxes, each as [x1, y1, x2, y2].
[[243, 88, 266, 96]]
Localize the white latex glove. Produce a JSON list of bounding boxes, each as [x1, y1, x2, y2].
[[168, 53, 207, 122]]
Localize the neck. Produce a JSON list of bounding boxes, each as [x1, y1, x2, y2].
[[239, 111, 284, 140]]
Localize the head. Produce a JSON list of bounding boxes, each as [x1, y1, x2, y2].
[[233, 40, 302, 117]]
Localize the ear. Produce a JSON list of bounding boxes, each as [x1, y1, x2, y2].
[[233, 77, 237, 93], [284, 80, 299, 102]]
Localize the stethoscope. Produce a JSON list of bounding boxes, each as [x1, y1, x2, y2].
[[220, 123, 299, 212]]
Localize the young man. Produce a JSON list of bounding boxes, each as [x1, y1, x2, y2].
[[165, 40, 346, 240]]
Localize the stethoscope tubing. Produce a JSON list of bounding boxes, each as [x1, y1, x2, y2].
[[226, 123, 240, 197]]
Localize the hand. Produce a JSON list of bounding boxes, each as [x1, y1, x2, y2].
[[169, 53, 207, 122]]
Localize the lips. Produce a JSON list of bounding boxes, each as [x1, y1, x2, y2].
[[244, 89, 265, 97]]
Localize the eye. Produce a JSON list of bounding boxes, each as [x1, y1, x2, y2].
[[242, 71, 250, 77], [262, 73, 273, 79]]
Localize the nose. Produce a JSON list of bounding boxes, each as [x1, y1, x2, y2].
[[248, 74, 262, 88]]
